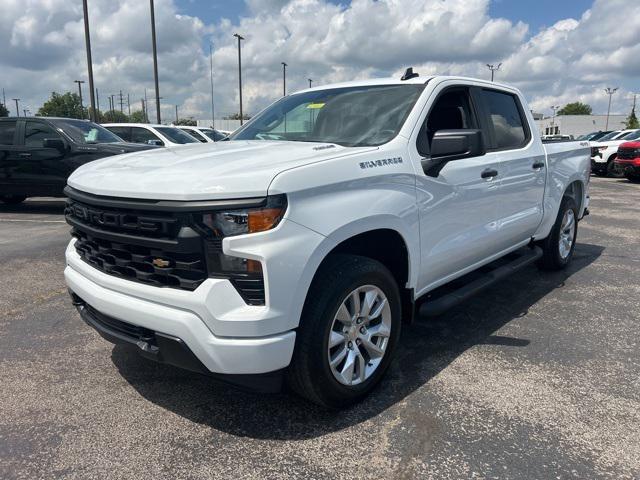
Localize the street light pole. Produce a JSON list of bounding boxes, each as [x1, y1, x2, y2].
[[74, 80, 85, 118], [12, 99, 20, 117], [281, 62, 287, 96], [604, 87, 618, 130], [550, 105, 559, 134], [175, 104, 178, 123], [82, 0, 97, 121], [308, 78, 312, 88], [150, 0, 161, 123], [209, 43, 215, 129], [486, 63, 502, 82], [233, 33, 244, 125]]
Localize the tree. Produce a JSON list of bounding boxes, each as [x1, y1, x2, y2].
[[37, 92, 87, 118], [625, 108, 639, 129], [224, 113, 251, 120], [175, 118, 196, 126], [557, 102, 592, 115], [102, 110, 129, 123], [0, 103, 8, 117], [129, 110, 147, 123]]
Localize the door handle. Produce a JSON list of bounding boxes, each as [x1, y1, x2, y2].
[[19, 153, 32, 158], [481, 168, 498, 179], [532, 161, 545, 169]]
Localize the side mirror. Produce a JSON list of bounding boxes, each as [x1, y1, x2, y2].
[[43, 138, 66, 153], [422, 129, 485, 177], [147, 139, 164, 146]]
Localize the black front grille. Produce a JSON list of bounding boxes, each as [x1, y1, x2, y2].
[[66, 198, 208, 291]]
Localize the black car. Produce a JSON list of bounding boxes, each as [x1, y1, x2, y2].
[[0, 117, 157, 204]]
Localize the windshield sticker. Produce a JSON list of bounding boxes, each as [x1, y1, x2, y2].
[[307, 103, 325, 109], [360, 157, 403, 169]]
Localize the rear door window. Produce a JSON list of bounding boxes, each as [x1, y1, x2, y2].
[[106, 126, 131, 141], [0, 121, 17, 145], [184, 129, 206, 142], [480, 89, 529, 150], [131, 127, 161, 144]]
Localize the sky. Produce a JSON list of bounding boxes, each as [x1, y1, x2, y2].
[[1, 0, 638, 122]]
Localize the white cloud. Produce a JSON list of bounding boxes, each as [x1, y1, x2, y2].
[[1, 0, 638, 122]]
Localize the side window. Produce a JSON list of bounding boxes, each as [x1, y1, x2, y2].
[[131, 127, 160, 144], [185, 129, 206, 142], [0, 121, 17, 145], [481, 89, 529, 150], [25, 122, 60, 147], [106, 127, 130, 141], [418, 88, 478, 155]]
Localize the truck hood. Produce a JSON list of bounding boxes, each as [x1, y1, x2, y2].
[[67, 140, 375, 200]]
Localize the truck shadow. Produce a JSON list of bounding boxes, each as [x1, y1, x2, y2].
[[111, 242, 603, 440]]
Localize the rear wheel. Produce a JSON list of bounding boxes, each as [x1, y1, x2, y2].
[[1, 195, 26, 205], [287, 254, 401, 408], [537, 196, 578, 270]]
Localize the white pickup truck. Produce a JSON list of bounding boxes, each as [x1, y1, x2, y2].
[[64, 73, 590, 408]]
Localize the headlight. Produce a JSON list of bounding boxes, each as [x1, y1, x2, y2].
[[200, 194, 287, 237]]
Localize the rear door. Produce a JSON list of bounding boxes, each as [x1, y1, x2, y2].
[[0, 119, 21, 194], [476, 88, 545, 250]]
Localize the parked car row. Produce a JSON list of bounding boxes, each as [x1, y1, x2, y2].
[[590, 129, 640, 178]]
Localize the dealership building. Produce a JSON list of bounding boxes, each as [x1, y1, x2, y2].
[[535, 114, 627, 137]]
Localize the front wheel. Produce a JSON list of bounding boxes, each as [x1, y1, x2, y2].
[[287, 254, 401, 408], [537, 196, 578, 270], [606, 157, 624, 178]]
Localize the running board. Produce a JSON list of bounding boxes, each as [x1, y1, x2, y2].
[[418, 246, 543, 317]]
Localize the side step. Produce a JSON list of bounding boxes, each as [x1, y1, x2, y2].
[[418, 246, 543, 317]]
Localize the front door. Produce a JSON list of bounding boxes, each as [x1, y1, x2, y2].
[[413, 85, 504, 292], [0, 120, 22, 195]]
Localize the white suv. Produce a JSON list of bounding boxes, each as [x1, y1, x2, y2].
[[103, 123, 200, 147], [176, 126, 226, 143]]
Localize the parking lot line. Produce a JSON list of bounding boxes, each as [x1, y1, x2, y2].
[[0, 218, 66, 224]]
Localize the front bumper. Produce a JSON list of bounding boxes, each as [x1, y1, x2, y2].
[[65, 256, 296, 376], [615, 159, 640, 176]]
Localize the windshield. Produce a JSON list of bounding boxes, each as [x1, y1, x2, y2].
[[230, 84, 425, 147], [53, 119, 123, 144], [155, 127, 199, 144], [598, 131, 621, 141], [623, 130, 640, 141], [201, 128, 226, 141]]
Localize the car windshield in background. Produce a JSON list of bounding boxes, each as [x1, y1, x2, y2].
[[230, 84, 425, 147], [155, 127, 199, 144], [598, 131, 622, 141], [201, 128, 226, 141], [53, 119, 123, 144], [623, 130, 640, 141]]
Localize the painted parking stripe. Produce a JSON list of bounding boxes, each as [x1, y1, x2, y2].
[[0, 218, 66, 224]]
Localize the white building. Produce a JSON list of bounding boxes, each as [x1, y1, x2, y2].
[[535, 114, 627, 137]]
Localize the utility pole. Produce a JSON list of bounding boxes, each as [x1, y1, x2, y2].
[[209, 43, 215, 129], [127, 93, 131, 116], [12, 99, 20, 117], [110, 94, 116, 113], [486, 63, 501, 82], [23, 109, 28, 117], [175, 104, 178, 123], [233, 33, 244, 125], [118, 90, 124, 113], [144, 88, 149, 122], [2, 88, 5, 108], [308, 78, 312, 88], [82, 0, 97, 121], [281, 62, 287, 96], [95, 88, 100, 115], [141, 99, 146, 121], [150, 0, 161, 123], [74, 80, 85, 118], [604, 87, 618, 130]]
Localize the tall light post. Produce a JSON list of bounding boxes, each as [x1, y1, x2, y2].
[[604, 87, 618, 130], [308, 78, 312, 88], [175, 104, 179, 123], [486, 63, 501, 82], [550, 105, 560, 134], [209, 42, 215, 129], [74, 80, 85, 118], [281, 62, 287, 96], [150, 0, 161, 123], [12, 99, 20, 117], [82, 0, 97, 121], [233, 33, 245, 125]]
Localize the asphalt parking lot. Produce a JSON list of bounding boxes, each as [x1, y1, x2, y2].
[[1, 177, 639, 479]]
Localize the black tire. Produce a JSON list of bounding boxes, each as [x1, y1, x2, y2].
[[594, 169, 607, 177], [537, 196, 578, 271], [287, 254, 402, 408], [606, 156, 624, 178], [1, 195, 27, 205]]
